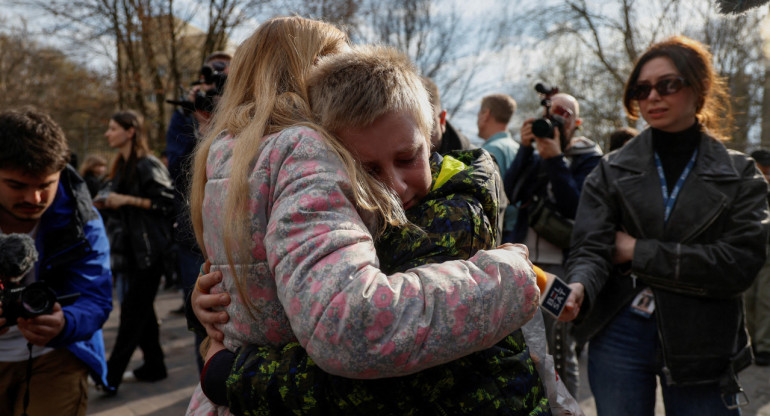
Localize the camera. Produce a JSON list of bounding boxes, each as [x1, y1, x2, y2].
[[0, 282, 57, 328], [167, 63, 228, 113], [531, 83, 564, 140], [0, 233, 79, 329]]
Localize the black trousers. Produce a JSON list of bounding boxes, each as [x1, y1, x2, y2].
[[106, 262, 165, 389]]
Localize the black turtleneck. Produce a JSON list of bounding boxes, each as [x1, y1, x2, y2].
[[651, 121, 701, 190]]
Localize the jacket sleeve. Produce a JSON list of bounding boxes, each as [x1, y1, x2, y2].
[[632, 159, 770, 298], [137, 156, 176, 218], [48, 209, 113, 346], [380, 193, 496, 274], [564, 159, 617, 315], [165, 109, 197, 184], [264, 130, 540, 378]]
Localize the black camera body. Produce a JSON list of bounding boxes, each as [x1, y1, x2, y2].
[[531, 83, 562, 139], [0, 281, 57, 328], [167, 63, 228, 113]]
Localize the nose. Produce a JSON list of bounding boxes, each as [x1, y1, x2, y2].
[[25, 190, 44, 205], [384, 168, 409, 204], [646, 86, 662, 101]]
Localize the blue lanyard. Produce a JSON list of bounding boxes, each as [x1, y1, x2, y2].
[[654, 149, 698, 224]]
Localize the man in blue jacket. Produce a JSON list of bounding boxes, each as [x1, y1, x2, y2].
[[0, 108, 113, 415]]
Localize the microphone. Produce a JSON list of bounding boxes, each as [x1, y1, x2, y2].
[[0, 233, 38, 285]]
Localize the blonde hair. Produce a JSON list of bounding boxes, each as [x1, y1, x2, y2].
[[309, 45, 434, 144], [189, 17, 406, 319]]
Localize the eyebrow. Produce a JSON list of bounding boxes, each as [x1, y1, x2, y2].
[[638, 73, 680, 82], [3, 178, 57, 188], [395, 139, 422, 155]]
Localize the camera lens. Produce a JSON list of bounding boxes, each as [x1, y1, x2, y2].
[[532, 118, 554, 138], [20, 282, 56, 316]]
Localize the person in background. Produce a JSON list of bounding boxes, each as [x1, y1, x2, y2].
[[562, 35, 769, 415], [183, 16, 541, 415], [608, 126, 639, 152], [79, 154, 108, 199], [477, 93, 520, 241], [504, 91, 602, 397], [421, 76, 472, 154], [96, 110, 175, 394], [165, 51, 232, 372], [746, 148, 770, 366], [0, 107, 113, 415]]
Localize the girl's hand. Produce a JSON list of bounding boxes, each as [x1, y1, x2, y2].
[[192, 261, 230, 342], [497, 243, 532, 268]]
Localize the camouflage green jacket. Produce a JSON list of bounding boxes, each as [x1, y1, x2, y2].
[[204, 149, 549, 416]]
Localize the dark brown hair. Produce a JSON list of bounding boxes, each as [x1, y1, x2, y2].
[[108, 110, 150, 184], [623, 35, 732, 140], [0, 107, 70, 175]]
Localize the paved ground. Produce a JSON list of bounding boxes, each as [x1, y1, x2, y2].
[[87, 288, 770, 415]]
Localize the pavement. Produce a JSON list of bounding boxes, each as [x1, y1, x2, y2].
[[86, 287, 770, 415]]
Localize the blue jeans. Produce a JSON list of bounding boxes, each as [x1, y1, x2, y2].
[[588, 306, 741, 416]]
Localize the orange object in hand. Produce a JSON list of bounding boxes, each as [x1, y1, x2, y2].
[[533, 265, 548, 294]]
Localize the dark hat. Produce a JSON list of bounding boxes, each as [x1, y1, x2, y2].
[[751, 149, 770, 166]]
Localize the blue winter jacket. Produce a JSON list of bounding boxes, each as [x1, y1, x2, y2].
[[35, 165, 113, 387]]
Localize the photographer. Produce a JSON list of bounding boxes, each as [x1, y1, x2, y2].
[[0, 108, 113, 415], [165, 51, 230, 372], [503, 90, 602, 397]]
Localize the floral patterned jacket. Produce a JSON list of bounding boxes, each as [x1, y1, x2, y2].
[[202, 126, 539, 379], [195, 147, 550, 415]]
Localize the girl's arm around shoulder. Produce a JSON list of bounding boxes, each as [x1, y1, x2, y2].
[[263, 127, 539, 379]]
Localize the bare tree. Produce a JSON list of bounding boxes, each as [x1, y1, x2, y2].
[[10, 0, 266, 150], [511, 0, 768, 150], [0, 26, 115, 158]]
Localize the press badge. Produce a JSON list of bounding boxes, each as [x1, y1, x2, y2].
[[630, 286, 655, 318]]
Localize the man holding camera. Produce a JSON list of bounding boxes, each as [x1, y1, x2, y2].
[[165, 51, 230, 372], [0, 108, 113, 415], [503, 92, 602, 397]]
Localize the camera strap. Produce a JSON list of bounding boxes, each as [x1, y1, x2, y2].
[[21, 342, 33, 416]]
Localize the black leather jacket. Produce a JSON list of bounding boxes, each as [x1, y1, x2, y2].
[[567, 128, 769, 385], [107, 155, 175, 271]]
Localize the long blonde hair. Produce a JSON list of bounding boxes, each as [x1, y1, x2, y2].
[[189, 16, 406, 318]]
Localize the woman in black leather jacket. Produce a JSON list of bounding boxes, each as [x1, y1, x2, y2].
[[561, 36, 769, 415], [96, 110, 175, 393]]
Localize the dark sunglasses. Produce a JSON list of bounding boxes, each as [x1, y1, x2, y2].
[[630, 77, 689, 100]]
